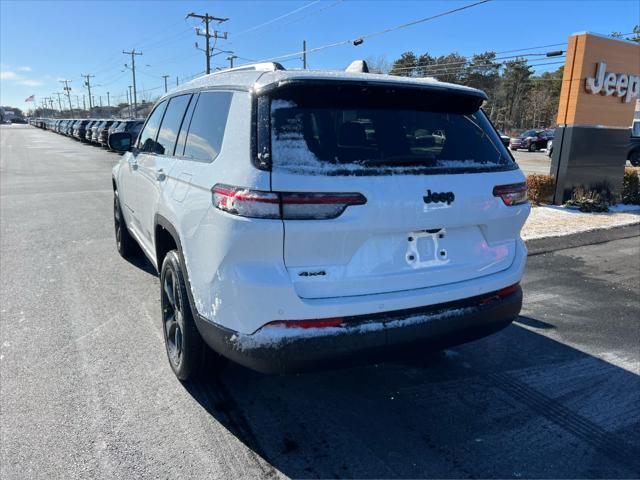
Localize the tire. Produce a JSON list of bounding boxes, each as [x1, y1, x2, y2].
[[113, 192, 138, 259], [528, 142, 537, 152], [160, 250, 225, 381], [630, 151, 640, 167]]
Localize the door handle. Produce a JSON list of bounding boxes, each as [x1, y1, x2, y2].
[[155, 168, 166, 181]]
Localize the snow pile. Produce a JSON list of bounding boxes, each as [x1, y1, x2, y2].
[[522, 204, 640, 240]]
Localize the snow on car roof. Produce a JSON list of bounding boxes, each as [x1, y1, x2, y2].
[[165, 64, 487, 101]]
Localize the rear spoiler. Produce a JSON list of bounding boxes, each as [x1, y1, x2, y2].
[[260, 79, 487, 115]]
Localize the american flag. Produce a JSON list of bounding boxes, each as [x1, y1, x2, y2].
[[24, 95, 35, 102]]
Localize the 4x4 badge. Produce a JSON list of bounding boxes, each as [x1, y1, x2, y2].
[[423, 190, 455, 205]]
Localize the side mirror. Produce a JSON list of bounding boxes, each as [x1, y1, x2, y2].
[[108, 131, 132, 152]]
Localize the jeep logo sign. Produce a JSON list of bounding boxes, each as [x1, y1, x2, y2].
[[585, 61, 639, 103]]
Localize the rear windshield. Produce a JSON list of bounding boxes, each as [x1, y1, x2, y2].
[[269, 83, 514, 176]]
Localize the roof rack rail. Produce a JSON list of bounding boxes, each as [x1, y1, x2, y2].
[[215, 62, 286, 74]]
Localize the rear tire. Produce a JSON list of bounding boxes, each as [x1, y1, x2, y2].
[[528, 142, 537, 152], [160, 250, 225, 381], [114, 192, 138, 259]]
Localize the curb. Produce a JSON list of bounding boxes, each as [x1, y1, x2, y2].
[[525, 223, 640, 256]]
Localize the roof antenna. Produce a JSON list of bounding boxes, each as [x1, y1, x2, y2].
[[345, 60, 369, 73]]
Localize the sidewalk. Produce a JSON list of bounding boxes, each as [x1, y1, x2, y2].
[[522, 204, 640, 241]]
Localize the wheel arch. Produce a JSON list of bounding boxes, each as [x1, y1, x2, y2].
[[154, 214, 208, 338], [154, 215, 181, 271]]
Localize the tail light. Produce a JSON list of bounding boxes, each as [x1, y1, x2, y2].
[[259, 317, 344, 331], [493, 183, 528, 206], [213, 184, 366, 220], [480, 283, 520, 305]]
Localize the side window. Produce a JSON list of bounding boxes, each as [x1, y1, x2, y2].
[[175, 93, 198, 156], [138, 101, 167, 153], [182, 91, 233, 162], [156, 94, 192, 156]]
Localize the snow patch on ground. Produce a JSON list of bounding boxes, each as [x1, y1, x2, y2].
[[522, 204, 640, 240]]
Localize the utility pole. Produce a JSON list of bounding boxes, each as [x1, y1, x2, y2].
[[99, 95, 103, 107], [303, 40, 307, 69], [82, 94, 86, 111], [123, 49, 142, 114], [227, 54, 237, 69], [54, 92, 63, 112], [59, 80, 73, 111], [106, 91, 110, 107], [176, 76, 179, 86], [128, 86, 133, 117], [80, 74, 94, 112], [187, 12, 228, 74], [162, 74, 170, 93], [75, 95, 80, 110]]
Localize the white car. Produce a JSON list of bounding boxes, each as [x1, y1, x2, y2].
[[110, 62, 530, 379]]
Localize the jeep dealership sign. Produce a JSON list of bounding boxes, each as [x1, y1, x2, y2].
[[557, 32, 640, 128], [585, 61, 639, 103]]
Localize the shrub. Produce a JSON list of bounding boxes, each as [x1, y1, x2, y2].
[[622, 168, 640, 205], [526, 174, 555, 205], [564, 185, 616, 212]]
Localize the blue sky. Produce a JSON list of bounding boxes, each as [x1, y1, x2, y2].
[[1, 0, 638, 109]]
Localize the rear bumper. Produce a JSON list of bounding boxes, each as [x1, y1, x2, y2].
[[195, 286, 522, 374]]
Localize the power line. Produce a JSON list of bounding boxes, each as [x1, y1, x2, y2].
[[232, 0, 320, 38], [277, 0, 345, 30], [394, 57, 565, 77], [251, 0, 493, 64], [390, 51, 566, 74]]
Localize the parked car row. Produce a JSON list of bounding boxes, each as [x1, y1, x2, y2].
[[30, 117, 144, 149]]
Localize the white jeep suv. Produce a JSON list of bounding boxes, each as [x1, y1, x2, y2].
[[110, 62, 530, 379]]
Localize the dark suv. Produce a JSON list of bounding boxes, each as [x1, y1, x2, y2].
[[97, 120, 116, 146], [114, 119, 144, 142], [74, 120, 92, 141], [509, 129, 554, 152]]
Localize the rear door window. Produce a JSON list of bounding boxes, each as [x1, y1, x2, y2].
[[156, 94, 192, 156], [182, 91, 233, 162], [269, 84, 514, 176]]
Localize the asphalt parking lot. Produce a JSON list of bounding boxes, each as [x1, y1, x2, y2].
[[1, 124, 639, 479], [511, 149, 552, 176]]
